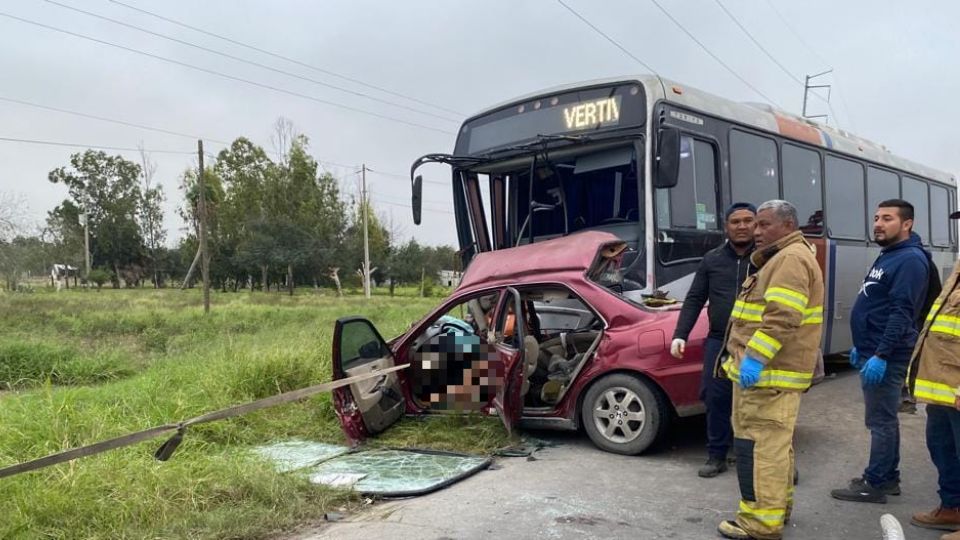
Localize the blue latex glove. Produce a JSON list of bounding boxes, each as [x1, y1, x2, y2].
[[849, 347, 863, 369], [860, 356, 887, 386], [740, 356, 764, 389]]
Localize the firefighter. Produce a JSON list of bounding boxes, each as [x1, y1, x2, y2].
[[716, 200, 824, 540], [908, 211, 960, 538]]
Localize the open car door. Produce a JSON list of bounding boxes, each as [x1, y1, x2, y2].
[[490, 287, 526, 436], [332, 317, 405, 445]]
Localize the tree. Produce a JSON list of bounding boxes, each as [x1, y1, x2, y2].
[[214, 137, 274, 290], [341, 199, 390, 288], [138, 147, 166, 288], [178, 167, 223, 289], [48, 151, 147, 286]]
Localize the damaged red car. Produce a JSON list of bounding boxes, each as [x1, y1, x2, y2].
[[332, 231, 708, 455]]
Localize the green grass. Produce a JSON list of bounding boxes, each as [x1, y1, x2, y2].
[[0, 287, 509, 539]]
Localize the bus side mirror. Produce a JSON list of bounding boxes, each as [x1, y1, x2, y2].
[[654, 127, 681, 189], [412, 175, 423, 225]]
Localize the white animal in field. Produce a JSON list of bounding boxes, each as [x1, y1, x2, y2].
[[51, 264, 78, 291]]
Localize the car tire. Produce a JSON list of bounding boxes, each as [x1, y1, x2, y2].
[[581, 373, 668, 455]]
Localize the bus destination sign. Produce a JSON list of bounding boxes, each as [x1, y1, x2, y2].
[[563, 96, 621, 130], [457, 84, 644, 154]]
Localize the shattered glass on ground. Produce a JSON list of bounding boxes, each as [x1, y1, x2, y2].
[[252, 440, 349, 472], [253, 441, 491, 497]]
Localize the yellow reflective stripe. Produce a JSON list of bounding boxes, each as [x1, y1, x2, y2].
[[738, 500, 785, 526], [930, 316, 960, 337], [914, 379, 956, 405], [747, 331, 782, 360], [724, 361, 812, 389], [802, 306, 823, 325], [732, 300, 764, 322], [927, 303, 943, 322], [765, 287, 808, 312]]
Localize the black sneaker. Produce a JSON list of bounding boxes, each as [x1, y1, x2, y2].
[[698, 457, 728, 478], [830, 477, 889, 503], [848, 476, 901, 495]]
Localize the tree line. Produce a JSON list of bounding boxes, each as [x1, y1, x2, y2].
[[0, 122, 457, 295]]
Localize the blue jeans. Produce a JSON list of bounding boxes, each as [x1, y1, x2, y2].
[[700, 337, 732, 459], [862, 359, 908, 487], [926, 404, 960, 507]]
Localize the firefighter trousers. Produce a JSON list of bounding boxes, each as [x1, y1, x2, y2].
[[732, 385, 801, 540]]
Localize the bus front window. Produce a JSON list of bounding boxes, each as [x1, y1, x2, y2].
[[512, 145, 639, 242], [507, 144, 645, 291]]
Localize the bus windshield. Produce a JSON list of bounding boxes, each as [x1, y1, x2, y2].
[[511, 145, 639, 244], [474, 141, 647, 292]]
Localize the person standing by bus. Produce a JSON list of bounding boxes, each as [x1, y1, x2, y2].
[[907, 210, 960, 538], [670, 202, 756, 478], [831, 200, 932, 504], [717, 200, 824, 540]]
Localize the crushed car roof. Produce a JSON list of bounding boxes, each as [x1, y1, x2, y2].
[[457, 231, 623, 290]]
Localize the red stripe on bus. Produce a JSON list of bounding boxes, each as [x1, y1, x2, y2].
[[774, 116, 822, 146]]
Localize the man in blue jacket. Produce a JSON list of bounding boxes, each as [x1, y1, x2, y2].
[[671, 202, 756, 478], [831, 199, 931, 503]]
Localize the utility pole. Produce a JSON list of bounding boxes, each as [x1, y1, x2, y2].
[[80, 211, 90, 277], [198, 140, 210, 313], [802, 69, 832, 122], [361, 164, 371, 299]]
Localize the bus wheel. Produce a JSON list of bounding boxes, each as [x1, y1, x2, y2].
[[581, 373, 668, 455]]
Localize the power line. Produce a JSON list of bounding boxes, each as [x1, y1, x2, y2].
[[371, 197, 454, 216], [0, 135, 194, 154], [760, 0, 853, 130], [762, 0, 831, 69], [107, 0, 466, 118], [44, 0, 460, 125], [647, 0, 781, 107], [711, 0, 838, 126], [0, 96, 230, 145], [712, 0, 802, 85], [556, 0, 657, 74], [0, 11, 456, 136]]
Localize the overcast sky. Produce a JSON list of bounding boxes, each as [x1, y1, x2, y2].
[[1, 0, 957, 248]]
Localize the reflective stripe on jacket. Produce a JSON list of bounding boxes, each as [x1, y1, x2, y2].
[[722, 231, 825, 392], [910, 260, 960, 406]]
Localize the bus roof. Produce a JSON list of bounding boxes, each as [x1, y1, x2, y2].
[[467, 74, 954, 186]]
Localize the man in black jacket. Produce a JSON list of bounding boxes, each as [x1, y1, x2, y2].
[[671, 202, 756, 478]]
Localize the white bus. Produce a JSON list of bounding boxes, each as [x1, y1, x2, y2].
[[410, 75, 957, 354]]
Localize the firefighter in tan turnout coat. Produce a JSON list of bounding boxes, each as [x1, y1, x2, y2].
[[717, 200, 824, 540], [909, 218, 960, 539]]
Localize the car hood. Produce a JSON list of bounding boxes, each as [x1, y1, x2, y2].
[[458, 231, 626, 290]]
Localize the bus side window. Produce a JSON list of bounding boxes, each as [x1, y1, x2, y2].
[[782, 144, 823, 235], [655, 135, 722, 266], [931, 184, 950, 247], [730, 130, 779, 206], [903, 177, 930, 245], [655, 136, 718, 231], [825, 156, 866, 240]]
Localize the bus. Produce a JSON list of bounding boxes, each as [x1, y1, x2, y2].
[[409, 74, 957, 355]]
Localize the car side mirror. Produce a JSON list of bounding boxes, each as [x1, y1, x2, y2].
[[654, 127, 681, 189], [412, 175, 423, 225]]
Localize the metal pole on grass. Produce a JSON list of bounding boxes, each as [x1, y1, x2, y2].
[[198, 140, 210, 314]]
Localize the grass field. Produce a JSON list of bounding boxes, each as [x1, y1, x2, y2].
[[0, 287, 510, 539]]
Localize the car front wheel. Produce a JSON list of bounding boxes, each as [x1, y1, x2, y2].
[[581, 373, 668, 455]]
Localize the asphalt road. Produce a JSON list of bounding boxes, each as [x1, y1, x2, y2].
[[295, 368, 947, 540]]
